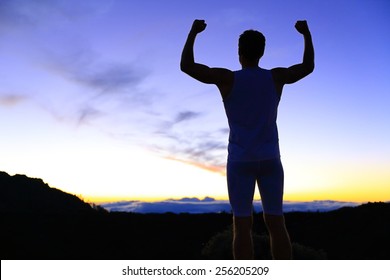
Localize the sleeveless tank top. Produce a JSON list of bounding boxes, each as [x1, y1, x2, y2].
[[223, 67, 281, 161]]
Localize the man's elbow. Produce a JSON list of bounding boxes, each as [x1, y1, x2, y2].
[[180, 61, 188, 73], [305, 62, 315, 75], [180, 60, 192, 74]]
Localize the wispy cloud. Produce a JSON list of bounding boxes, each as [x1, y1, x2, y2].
[[0, 0, 112, 30], [72, 62, 147, 94], [76, 106, 105, 125], [39, 44, 154, 128], [174, 111, 201, 123], [164, 156, 226, 175], [150, 111, 228, 173], [44, 47, 148, 95], [154, 111, 202, 132], [0, 94, 27, 107]]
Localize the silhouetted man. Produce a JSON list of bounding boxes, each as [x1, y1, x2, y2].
[[181, 19, 314, 259]]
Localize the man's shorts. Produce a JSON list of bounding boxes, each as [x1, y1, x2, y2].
[[226, 157, 284, 217]]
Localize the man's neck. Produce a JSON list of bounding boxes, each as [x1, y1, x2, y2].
[[240, 59, 259, 69], [242, 64, 259, 70]]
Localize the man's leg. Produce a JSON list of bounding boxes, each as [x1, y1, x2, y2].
[[263, 214, 292, 259], [233, 215, 254, 259], [227, 161, 256, 259], [257, 158, 291, 259]]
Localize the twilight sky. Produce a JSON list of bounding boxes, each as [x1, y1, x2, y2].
[[0, 0, 389, 203]]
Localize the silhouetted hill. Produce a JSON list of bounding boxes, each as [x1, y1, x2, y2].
[[1, 171, 389, 259], [0, 171, 93, 214], [286, 202, 390, 259]]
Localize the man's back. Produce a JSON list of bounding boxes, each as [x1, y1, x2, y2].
[[180, 19, 314, 260], [224, 67, 280, 161]]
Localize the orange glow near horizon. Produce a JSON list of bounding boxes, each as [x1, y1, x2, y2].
[[84, 173, 390, 204], [87, 190, 390, 204], [63, 152, 390, 205], [163, 156, 226, 175]]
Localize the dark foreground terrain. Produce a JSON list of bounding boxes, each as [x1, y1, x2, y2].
[[1, 171, 389, 259]]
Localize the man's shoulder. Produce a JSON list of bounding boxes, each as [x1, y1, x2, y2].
[[270, 67, 287, 81]]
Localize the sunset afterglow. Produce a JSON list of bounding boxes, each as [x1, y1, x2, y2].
[[1, 0, 389, 205]]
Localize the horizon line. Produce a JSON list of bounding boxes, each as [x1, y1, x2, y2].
[[92, 196, 384, 205]]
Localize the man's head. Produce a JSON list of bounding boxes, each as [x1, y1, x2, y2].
[[238, 30, 265, 65]]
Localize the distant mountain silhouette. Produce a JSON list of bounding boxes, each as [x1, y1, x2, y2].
[[1, 171, 389, 260]]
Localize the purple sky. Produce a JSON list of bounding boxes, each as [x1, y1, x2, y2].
[[0, 0, 389, 202]]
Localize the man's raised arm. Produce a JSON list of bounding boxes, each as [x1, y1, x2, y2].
[[296, 20, 315, 75], [180, 20, 207, 77], [180, 20, 233, 98], [272, 20, 315, 90]]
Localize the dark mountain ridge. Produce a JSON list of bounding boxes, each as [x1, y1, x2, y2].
[[1, 171, 389, 259], [0, 171, 93, 214]]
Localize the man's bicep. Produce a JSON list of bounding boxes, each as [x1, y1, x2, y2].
[[284, 64, 311, 84], [187, 64, 231, 85], [182, 63, 211, 83], [273, 64, 310, 85]]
